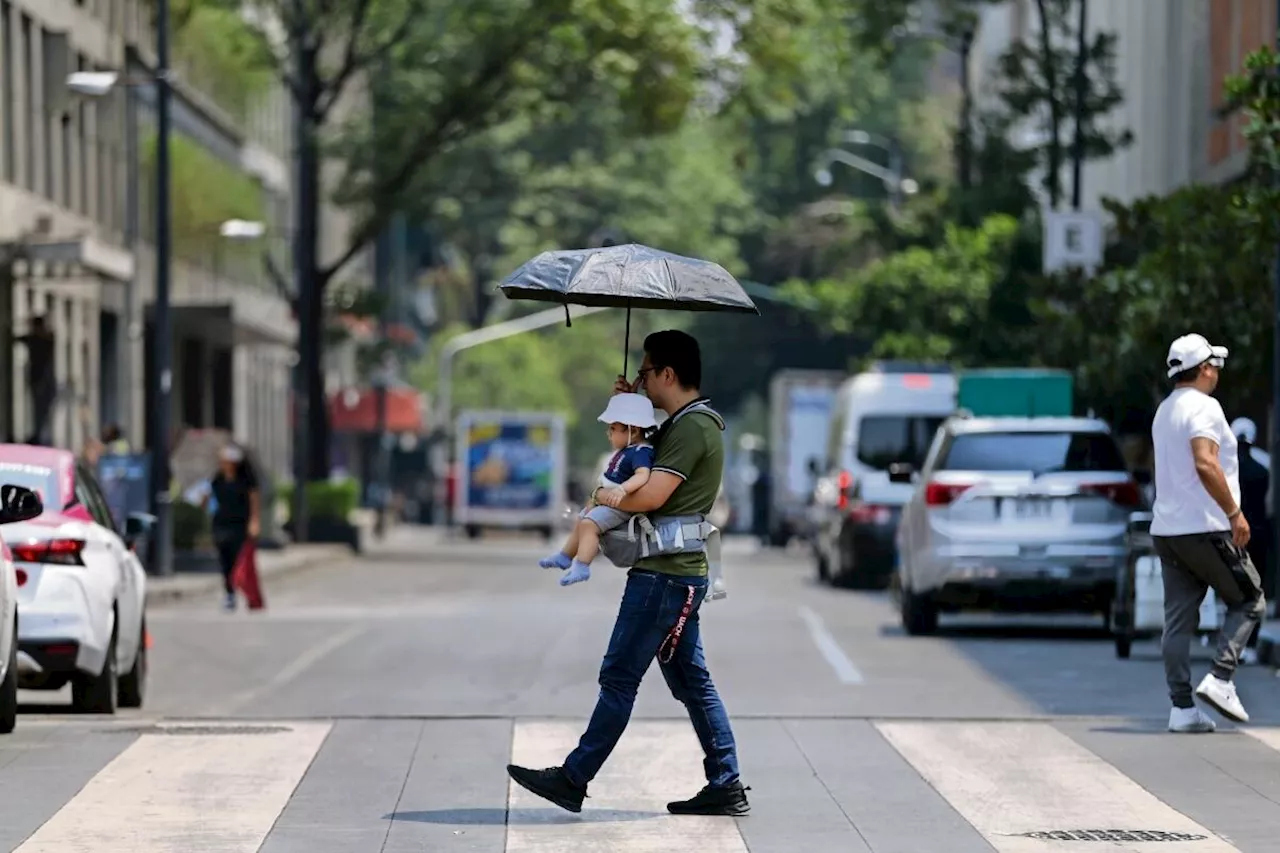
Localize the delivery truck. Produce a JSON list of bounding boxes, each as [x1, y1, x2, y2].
[[768, 370, 845, 547], [453, 410, 568, 540]]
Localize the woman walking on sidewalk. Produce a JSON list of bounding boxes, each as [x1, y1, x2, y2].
[[205, 445, 261, 611]]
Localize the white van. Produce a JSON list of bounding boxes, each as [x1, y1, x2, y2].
[[811, 364, 956, 588]]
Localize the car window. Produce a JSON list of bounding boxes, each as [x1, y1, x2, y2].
[[856, 415, 946, 471], [939, 431, 1127, 474], [0, 461, 62, 509], [75, 463, 119, 533]]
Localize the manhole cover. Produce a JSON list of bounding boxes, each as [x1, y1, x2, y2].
[[1015, 830, 1207, 843], [102, 725, 293, 736]]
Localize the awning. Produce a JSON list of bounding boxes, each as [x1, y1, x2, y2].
[[328, 386, 425, 434]]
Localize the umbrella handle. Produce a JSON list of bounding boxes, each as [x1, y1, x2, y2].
[[623, 303, 631, 378]]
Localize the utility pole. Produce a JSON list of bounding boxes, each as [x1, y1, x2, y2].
[[957, 25, 974, 194], [147, 0, 175, 576]]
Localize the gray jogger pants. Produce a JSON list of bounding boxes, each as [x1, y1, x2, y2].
[[1153, 531, 1266, 708]]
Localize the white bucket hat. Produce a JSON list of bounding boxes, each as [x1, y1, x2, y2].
[[598, 393, 657, 429], [220, 444, 245, 463], [1166, 333, 1228, 378]]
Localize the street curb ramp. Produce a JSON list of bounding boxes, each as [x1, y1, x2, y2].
[[144, 544, 351, 606]]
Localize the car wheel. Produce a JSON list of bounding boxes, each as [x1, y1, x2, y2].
[[72, 624, 118, 715], [0, 627, 17, 735], [118, 617, 147, 709], [901, 587, 939, 636]]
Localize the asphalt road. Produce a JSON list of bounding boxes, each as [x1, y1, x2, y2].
[[5, 526, 1280, 852]]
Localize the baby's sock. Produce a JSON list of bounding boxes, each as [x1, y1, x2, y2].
[[539, 552, 572, 569], [560, 559, 592, 586]]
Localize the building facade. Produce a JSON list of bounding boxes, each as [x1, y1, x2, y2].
[[968, 0, 1276, 211], [0, 0, 298, 485]]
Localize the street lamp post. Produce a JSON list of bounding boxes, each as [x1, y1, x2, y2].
[[814, 133, 919, 209], [65, 3, 175, 576]]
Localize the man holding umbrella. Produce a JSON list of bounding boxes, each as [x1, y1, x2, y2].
[[506, 329, 749, 816]]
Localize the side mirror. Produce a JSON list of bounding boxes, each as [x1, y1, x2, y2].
[[124, 512, 158, 552], [0, 484, 42, 524], [888, 463, 915, 484], [807, 457, 821, 476]]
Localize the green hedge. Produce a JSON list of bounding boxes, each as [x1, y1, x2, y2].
[[173, 500, 210, 551], [276, 478, 360, 523]]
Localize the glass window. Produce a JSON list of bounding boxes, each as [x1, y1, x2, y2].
[[856, 415, 946, 471], [75, 463, 118, 533], [0, 461, 61, 509], [939, 431, 1127, 474], [1, 1, 13, 182]]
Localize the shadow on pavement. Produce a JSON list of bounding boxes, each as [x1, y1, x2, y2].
[[386, 807, 663, 825]]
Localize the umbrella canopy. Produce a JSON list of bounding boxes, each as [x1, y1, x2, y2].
[[499, 243, 760, 315]]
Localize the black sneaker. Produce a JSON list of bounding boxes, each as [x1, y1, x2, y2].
[[667, 782, 751, 816], [506, 764, 588, 813]]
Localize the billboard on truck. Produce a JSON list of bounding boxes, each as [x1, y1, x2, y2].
[[768, 370, 844, 545], [453, 410, 567, 536]]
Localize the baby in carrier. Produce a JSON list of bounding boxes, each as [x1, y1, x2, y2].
[[540, 393, 656, 586]]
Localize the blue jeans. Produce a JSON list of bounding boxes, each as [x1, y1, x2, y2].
[[562, 570, 740, 789]]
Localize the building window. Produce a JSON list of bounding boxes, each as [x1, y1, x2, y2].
[[19, 13, 33, 193], [77, 55, 89, 217], [1, 1, 13, 182]]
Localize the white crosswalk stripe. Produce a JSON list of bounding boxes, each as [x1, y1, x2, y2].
[[5, 717, 1280, 851], [877, 720, 1241, 852], [11, 722, 330, 853]]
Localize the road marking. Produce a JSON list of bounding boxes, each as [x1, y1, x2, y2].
[[798, 606, 864, 684], [506, 720, 749, 853], [214, 623, 367, 715], [876, 721, 1240, 852], [13, 721, 330, 853]]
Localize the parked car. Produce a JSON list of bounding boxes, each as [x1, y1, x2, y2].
[[0, 446, 151, 713], [0, 484, 45, 733], [892, 415, 1142, 635], [812, 367, 956, 588]]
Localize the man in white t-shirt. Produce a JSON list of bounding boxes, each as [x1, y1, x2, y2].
[[1150, 333, 1265, 733]]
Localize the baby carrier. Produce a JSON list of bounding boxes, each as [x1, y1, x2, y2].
[[597, 400, 727, 602]]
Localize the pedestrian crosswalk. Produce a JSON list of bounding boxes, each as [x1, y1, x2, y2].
[[3, 715, 1280, 852]]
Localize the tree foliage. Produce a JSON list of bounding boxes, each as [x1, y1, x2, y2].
[[991, 0, 1132, 208]]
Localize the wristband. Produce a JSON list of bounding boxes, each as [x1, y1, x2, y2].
[[1227, 507, 1242, 520]]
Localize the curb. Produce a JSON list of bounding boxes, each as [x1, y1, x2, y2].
[[144, 544, 352, 606]]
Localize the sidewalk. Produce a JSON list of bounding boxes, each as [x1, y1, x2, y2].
[[145, 542, 352, 605]]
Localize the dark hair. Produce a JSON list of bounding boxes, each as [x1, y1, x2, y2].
[[644, 329, 701, 390], [1170, 364, 1204, 385]]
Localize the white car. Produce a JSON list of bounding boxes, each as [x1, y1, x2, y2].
[[0, 483, 45, 733], [0, 447, 149, 714]]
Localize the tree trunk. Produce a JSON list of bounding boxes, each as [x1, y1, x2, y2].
[[292, 25, 332, 499], [1035, 0, 1061, 208], [1070, 0, 1087, 209]]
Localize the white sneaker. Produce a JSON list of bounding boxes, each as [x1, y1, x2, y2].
[[1168, 706, 1216, 733], [1196, 673, 1249, 723]]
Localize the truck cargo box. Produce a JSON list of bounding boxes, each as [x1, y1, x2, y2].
[[956, 368, 1073, 418]]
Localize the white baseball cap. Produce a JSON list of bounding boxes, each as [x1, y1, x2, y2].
[[1166, 333, 1228, 378], [220, 444, 245, 462], [598, 393, 657, 429]]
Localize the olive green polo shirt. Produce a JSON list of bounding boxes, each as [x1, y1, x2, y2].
[[634, 407, 724, 578]]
